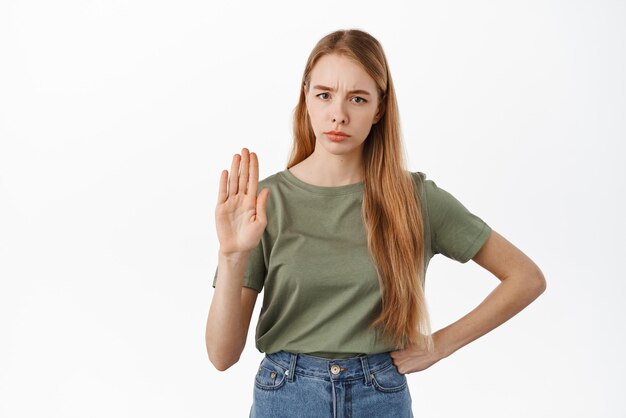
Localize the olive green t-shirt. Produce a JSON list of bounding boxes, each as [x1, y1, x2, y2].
[[212, 169, 491, 359]]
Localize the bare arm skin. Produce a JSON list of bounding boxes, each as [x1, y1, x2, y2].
[[391, 229, 547, 374], [205, 252, 259, 371]]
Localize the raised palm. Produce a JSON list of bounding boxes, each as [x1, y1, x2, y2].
[[215, 148, 270, 255]]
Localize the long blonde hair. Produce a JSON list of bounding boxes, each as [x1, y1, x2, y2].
[[287, 29, 434, 352]]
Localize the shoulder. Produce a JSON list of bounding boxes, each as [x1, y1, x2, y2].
[[407, 171, 467, 217], [409, 171, 427, 182], [407, 171, 434, 198], [257, 170, 284, 190], [408, 170, 434, 187], [407, 171, 449, 199]]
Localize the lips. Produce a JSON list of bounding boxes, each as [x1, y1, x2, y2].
[[326, 130, 350, 137], [326, 133, 349, 142], [325, 131, 350, 142]]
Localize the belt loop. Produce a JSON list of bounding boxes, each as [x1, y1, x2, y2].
[[360, 355, 372, 385], [287, 352, 297, 382]]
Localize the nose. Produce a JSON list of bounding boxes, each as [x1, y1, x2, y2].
[[331, 102, 348, 125]]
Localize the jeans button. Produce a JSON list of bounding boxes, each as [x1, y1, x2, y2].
[[330, 364, 341, 375]]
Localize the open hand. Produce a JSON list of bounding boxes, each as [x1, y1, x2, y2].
[[215, 148, 270, 255]]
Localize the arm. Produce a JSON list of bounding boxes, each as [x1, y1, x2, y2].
[[207, 148, 268, 371], [205, 251, 259, 371], [434, 229, 546, 359], [391, 229, 546, 373]]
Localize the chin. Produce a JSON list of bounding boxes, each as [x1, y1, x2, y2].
[[321, 142, 364, 156]]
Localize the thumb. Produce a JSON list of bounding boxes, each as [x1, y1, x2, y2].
[[255, 188, 270, 223]]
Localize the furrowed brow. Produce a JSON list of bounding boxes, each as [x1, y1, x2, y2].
[[312, 85, 372, 96]]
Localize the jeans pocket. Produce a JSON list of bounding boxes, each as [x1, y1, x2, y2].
[[254, 357, 288, 391], [370, 363, 407, 393]]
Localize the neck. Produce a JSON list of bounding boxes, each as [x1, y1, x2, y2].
[[304, 147, 365, 187]]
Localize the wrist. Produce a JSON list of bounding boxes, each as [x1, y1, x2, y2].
[[218, 249, 251, 263]]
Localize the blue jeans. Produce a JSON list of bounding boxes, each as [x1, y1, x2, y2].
[[250, 350, 414, 418]]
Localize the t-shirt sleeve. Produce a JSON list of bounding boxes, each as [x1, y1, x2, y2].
[[211, 239, 266, 292], [423, 176, 492, 263]]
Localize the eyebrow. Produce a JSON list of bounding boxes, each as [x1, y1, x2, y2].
[[312, 85, 372, 96]]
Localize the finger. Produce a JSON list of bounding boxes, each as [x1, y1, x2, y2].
[[238, 148, 250, 195], [256, 187, 270, 223], [228, 153, 240, 196], [217, 169, 228, 204], [248, 151, 259, 198]]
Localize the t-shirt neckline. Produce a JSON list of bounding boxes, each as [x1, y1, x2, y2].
[[280, 168, 364, 196]]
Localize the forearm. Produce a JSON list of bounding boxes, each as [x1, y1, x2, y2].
[[435, 272, 546, 359], [205, 251, 250, 369]]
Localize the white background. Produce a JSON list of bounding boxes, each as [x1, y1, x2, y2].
[[1, 1, 624, 417]]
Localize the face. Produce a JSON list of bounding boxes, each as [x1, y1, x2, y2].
[[304, 53, 382, 157]]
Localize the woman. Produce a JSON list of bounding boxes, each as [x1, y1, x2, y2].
[[206, 29, 546, 418]]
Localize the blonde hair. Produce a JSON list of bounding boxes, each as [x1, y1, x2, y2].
[[287, 29, 434, 352]]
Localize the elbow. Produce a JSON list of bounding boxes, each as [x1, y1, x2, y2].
[[531, 267, 547, 297], [509, 265, 546, 302], [210, 357, 237, 372], [207, 347, 242, 372]]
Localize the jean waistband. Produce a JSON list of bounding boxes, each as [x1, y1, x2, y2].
[[264, 350, 394, 382]]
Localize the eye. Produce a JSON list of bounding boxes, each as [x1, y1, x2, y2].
[[315, 93, 368, 103]]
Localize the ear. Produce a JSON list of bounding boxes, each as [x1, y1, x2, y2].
[[303, 83, 308, 106], [372, 99, 386, 124], [372, 108, 382, 124]]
